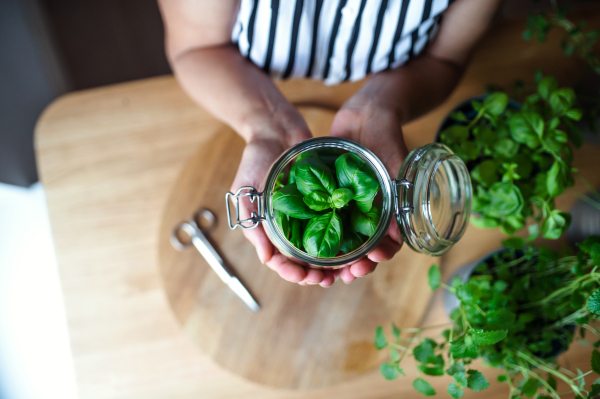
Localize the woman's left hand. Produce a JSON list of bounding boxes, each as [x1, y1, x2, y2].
[[328, 94, 409, 284]]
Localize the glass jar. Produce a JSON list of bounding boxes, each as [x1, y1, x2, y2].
[[225, 137, 471, 267]]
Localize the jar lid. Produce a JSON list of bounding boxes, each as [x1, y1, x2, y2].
[[395, 143, 471, 256]]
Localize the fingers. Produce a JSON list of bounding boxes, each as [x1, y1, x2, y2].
[[368, 221, 403, 262], [367, 236, 401, 262], [266, 253, 307, 283], [338, 257, 377, 283]]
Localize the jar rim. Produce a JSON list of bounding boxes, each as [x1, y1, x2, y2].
[[263, 137, 394, 268], [396, 143, 472, 256]]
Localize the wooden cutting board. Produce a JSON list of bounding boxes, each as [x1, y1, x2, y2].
[[157, 107, 437, 390]]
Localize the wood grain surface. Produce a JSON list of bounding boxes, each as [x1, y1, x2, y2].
[[158, 108, 436, 390], [35, 8, 600, 399]]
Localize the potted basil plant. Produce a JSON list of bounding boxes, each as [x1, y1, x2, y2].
[[375, 235, 600, 398], [438, 72, 583, 239]]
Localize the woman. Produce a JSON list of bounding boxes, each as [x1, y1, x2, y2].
[[158, 0, 502, 287]]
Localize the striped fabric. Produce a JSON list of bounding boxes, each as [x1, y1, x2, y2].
[[232, 0, 453, 85]]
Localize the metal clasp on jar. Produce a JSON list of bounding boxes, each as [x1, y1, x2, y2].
[[225, 186, 265, 230], [392, 178, 414, 215]]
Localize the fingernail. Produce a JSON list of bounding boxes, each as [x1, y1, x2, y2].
[[307, 282, 318, 285], [343, 280, 351, 284]]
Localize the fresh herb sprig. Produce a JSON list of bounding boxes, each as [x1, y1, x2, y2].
[[375, 235, 600, 398], [440, 72, 582, 239], [273, 148, 382, 257]]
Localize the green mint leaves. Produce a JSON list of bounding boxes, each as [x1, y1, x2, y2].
[[428, 265, 441, 291], [468, 329, 508, 345], [273, 148, 381, 257], [413, 378, 436, 396], [376, 237, 600, 399]]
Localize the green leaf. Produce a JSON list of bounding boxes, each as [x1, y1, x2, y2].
[[587, 289, 600, 314], [414, 339, 437, 363], [521, 378, 538, 397], [274, 172, 285, 191], [502, 237, 525, 250], [380, 362, 399, 380], [440, 125, 470, 144], [588, 383, 600, 398], [449, 342, 479, 359], [335, 153, 379, 212], [538, 76, 558, 100], [303, 211, 343, 257], [577, 369, 585, 390], [467, 370, 490, 391], [390, 348, 401, 362], [486, 309, 516, 330], [275, 210, 290, 239], [487, 182, 524, 218], [497, 375, 508, 382], [454, 371, 468, 388], [495, 138, 519, 158], [374, 326, 387, 350], [418, 365, 444, 376], [413, 378, 436, 396], [329, 188, 353, 209], [288, 218, 305, 250], [592, 350, 600, 374], [428, 265, 441, 291], [350, 203, 382, 237], [566, 108, 583, 121], [484, 92, 509, 116], [340, 230, 365, 254], [446, 362, 465, 376], [450, 111, 468, 122], [471, 160, 499, 187], [546, 161, 566, 197], [549, 88, 575, 114], [541, 210, 571, 240], [469, 329, 508, 345], [509, 112, 542, 148], [295, 156, 337, 197], [392, 323, 401, 341], [303, 191, 331, 211], [273, 184, 321, 219], [447, 383, 464, 399], [493, 280, 508, 292]]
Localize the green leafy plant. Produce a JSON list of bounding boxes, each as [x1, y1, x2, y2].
[[439, 72, 583, 239], [523, 1, 600, 134], [273, 149, 381, 257], [375, 235, 600, 398], [524, 2, 600, 76]]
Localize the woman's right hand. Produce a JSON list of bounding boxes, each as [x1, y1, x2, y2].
[[230, 108, 340, 287]]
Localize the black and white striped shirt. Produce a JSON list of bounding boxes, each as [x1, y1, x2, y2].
[[232, 0, 455, 85]]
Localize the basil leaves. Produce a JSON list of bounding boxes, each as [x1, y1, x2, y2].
[[272, 148, 382, 257], [440, 72, 579, 239], [336, 153, 379, 212], [303, 212, 343, 257]]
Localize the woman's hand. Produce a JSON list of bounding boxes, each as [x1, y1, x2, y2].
[[230, 108, 341, 287], [329, 94, 409, 284]]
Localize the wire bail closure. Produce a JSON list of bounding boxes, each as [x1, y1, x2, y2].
[[225, 186, 265, 230]]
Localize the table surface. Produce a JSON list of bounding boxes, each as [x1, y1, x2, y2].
[[35, 9, 600, 399]]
